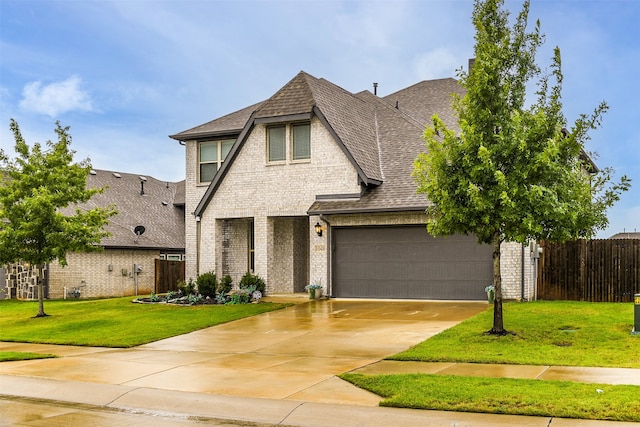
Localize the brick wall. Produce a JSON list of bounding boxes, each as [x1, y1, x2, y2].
[[188, 117, 360, 291], [500, 241, 536, 301], [47, 249, 159, 299]]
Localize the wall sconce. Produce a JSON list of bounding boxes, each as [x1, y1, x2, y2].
[[314, 222, 323, 237]]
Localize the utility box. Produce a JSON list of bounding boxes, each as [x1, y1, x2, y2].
[[634, 294, 640, 336]]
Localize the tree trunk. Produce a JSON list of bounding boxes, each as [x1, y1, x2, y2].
[[490, 234, 505, 334], [34, 264, 48, 318]]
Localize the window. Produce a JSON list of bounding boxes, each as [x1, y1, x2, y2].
[[267, 126, 286, 162], [292, 123, 310, 160], [199, 139, 235, 183], [267, 122, 311, 163], [160, 254, 185, 261]]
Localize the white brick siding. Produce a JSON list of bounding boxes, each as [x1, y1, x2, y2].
[[47, 249, 159, 299], [185, 117, 360, 291]]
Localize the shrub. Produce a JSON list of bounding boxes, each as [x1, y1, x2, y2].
[[239, 272, 266, 294], [226, 289, 251, 305], [197, 271, 218, 298], [215, 291, 228, 304], [218, 274, 233, 294], [177, 278, 196, 295]]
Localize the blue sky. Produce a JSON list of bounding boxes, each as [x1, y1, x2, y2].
[[1, 0, 638, 238]]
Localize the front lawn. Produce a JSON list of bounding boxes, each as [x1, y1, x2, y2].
[[0, 297, 289, 348], [340, 374, 640, 422], [341, 301, 640, 422], [392, 301, 640, 368], [0, 352, 57, 362]]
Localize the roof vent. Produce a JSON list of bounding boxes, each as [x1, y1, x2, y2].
[[161, 201, 168, 206], [89, 170, 97, 175], [139, 176, 147, 181], [113, 172, 121, 178], [373, 82, 378, 96]]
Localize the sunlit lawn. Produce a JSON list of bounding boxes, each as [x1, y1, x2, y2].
[[341, 373, 640, 422], [0, 351, 56, 362], [0, 297, 289, 348], [392, 301, 640, 368], [342, 301, 640, 422]]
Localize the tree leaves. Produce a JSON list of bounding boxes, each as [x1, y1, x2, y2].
[[0, 119, 117, 315]]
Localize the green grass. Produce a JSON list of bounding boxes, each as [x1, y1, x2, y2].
[[0, 352, 57, 362], [0, 297, 289, 347], [343, 301, 640, 421], [340, 373, 640, 422], [392, 301, 640, 368]]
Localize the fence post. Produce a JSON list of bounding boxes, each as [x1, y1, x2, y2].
[[633, 294, 640, 336]]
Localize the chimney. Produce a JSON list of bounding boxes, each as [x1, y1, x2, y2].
[[468, 58, 476, 73], [373, 82, 378, 95]]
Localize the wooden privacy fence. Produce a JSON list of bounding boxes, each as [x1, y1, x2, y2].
[[154, 259, 185, 294], [538, 239, 640, 302]]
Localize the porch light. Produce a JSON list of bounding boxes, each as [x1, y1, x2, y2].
[[315, 222, 323, 237]]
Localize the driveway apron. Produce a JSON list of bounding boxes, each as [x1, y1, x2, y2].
[[0, 299, 488, 406]]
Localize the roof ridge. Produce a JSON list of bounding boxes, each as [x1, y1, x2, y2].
[[383, 77, 459, 100]]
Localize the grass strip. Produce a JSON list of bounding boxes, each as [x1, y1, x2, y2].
[[0, 297, 289, 347], [341, 373, 640, 422], [391, 301, 640, 368], [0, 352, 57, 362]]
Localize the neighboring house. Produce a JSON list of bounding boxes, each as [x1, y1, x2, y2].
[[610, 231, 640, 239], [170, 71, 536, 301], [4, 170, 185, 299]]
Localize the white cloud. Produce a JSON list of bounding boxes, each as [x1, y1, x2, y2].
[[19, 75, 93, 117], [413, 48, 462, 80]]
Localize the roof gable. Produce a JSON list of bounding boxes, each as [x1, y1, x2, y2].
[[176, 72, 467, 217]]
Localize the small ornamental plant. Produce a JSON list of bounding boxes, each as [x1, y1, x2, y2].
[[305, 283, 323, 300], [485, 285, 495, 304]]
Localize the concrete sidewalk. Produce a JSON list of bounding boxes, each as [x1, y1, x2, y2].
[[352, 360, 640, 386], [2, 375, 639, 427], [1, 297, 639, 426]]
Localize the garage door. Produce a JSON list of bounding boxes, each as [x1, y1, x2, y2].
[[332, 226, 493, 300]]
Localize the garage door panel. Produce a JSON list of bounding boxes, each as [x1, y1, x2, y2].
[[333, 227, 493, 300]]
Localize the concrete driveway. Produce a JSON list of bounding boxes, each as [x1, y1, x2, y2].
[[0, 297, 488, 406]]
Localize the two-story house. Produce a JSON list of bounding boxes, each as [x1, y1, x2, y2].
[[171, 71, 535, 300]]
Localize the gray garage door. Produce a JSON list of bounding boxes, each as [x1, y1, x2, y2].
[[332, 226, 493, 300]]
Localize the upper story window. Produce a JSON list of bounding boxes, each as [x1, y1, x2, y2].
[[292, 123, 310, 160], [199, 139, 234, 183], [267, 126, 286, 162], [267, 122, 310, 163]]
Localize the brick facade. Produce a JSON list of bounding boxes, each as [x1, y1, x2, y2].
[[47, 249, 159, 299], [185, 117, 360, 292]]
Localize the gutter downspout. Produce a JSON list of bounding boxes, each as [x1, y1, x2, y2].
[[521, 244, 526, 301], [319, 214, 331, 297], [196, 215, 201, 276]]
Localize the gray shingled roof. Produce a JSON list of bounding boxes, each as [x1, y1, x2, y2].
[[170, 102, 264, 140], [309, 79, 464, 214], [70, 170, 185, 250], [610, 232, 640, 239], [171, 72, 464, 215], [383, 78, 463, 131]]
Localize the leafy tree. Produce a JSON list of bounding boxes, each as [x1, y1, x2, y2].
[[0, 119, 117, 317], [413, 0, 630, 334]]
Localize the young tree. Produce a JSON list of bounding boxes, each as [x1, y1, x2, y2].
[[413, 0, 630, 334], [0, 119, 116, 317]]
